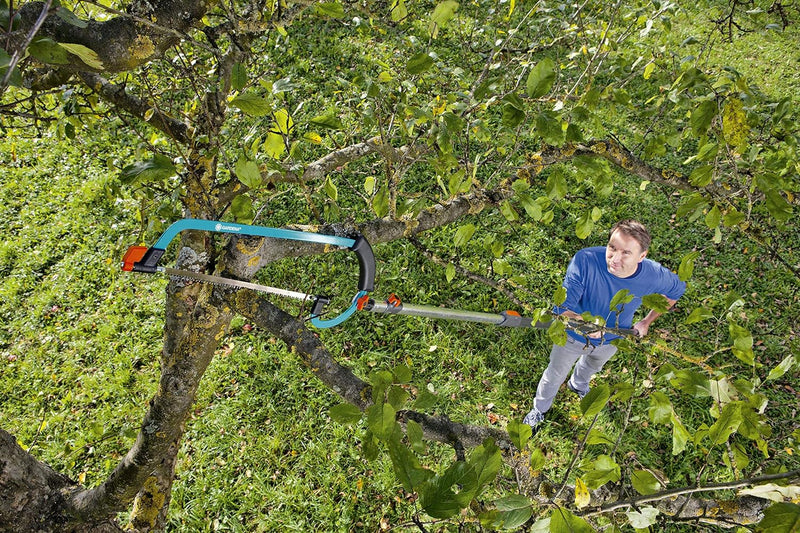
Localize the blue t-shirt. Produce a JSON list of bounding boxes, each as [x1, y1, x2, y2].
[[557, 247, 686, 345]]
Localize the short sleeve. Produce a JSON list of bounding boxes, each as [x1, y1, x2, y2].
[[560, 252, 586, 313]]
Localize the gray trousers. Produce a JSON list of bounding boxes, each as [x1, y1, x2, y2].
[[533, 336, 618, 413]]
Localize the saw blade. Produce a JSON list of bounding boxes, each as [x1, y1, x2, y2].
[[160, 267, 313, 302]]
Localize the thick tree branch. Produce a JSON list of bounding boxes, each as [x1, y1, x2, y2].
[[78, 72, 192, 144], [10, 0, 208, 87], [66, 272, 232, 524], [229, 289, 515, 451]]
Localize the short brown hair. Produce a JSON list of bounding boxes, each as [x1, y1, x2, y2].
[[610, 219, 651, 251]]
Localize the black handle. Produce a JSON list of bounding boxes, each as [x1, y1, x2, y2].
[[349, 235, 375, 292]]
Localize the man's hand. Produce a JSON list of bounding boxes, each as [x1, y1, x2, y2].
[[562, 310, 604, 338], [632, 320, 649, 337]]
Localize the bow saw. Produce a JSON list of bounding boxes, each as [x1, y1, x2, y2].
[[121, 219, 638, 338]]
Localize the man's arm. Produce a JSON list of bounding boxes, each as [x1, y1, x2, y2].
[[633, 296, 678, 337]]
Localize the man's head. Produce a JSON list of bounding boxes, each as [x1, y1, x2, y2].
[[606, 220, 650, 278]]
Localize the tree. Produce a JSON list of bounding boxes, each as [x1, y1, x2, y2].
[[1, 0, 799, 531]]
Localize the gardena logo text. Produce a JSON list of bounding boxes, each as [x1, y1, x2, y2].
[[215, 223, 241, 232]]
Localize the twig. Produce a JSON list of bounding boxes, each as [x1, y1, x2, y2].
[[554, 412, 601, 500], [0, 0, 53, 96], [581, 468, 800, 516]]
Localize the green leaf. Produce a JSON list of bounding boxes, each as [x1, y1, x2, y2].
[[445, 463, 480, 507], [469, 438, 502, 489], [445, 263, 456, 283], [310, 113, 343, 130], [263, 132, 285, 159], [550, 506, 594, 533], [705, 204, 722, 229], [723, 208, 746, 227], [626, 506, 660, 529], [678, 251, 701, 281], [586, 428, 615, 446], [729, 323, 754, 365], [59, 43, 103, 70], [412, 387, 437, 410], [387, 385, 410, 410], [642, 294, 670, 313], [55, 6, 88, 28], [272, 108, 293, 135], [671, 369, 712, 397], [708, 402, 742, 445], [739, 404, 771, 441], [429, 0, 459, 38], [420, 477, 462, 518], [390, 0, 408, 21], [671, 413, 690, 455], [685, 306, 713, 324], [0, 50, 21, 87], [631, 470, 661, 495], [453, 224, 476, 247], [500, 200, 518, 222], [535, 111, 564, 145], [502, 103, 525, 129], [28, 38, 70, 65], [690, 99, 717, 136], [763, 188, 793, 222], [553, 286, 567, 306], [372, 184, 389, 218], [507, 419, 532, 450], [722, 97, 748, 150], [526, 57, 556, 99], [363, 175, 376, 195], [406, 419, 426, 453], [235, 158, 262, 189], [493, 494, 533, 530], [392, 364, 412, 384], [231, 63, 247, 91], [648, 392, 673, 424], [367, 403, 397, 441], [689, 165, 714, 187], [547, 319, 567, 346], [388, 438, 432, 492], [767, 354, 797, 381], [583, 455, 621, 489], [407, 52, 434, 74], [580, 384, 610, 419], [361, 431, 380, 461], [529, 447, 545, 471], [519, 194, 543, 220], [546, 170, 567, 200], [229, 93, 271, 116], [329, 403, 363, 425], [609, 289, 634, 312], [120, 154, 176, 184], [315, 1, 345, 18], [575, 210, 593, 239], [611, 381, 635, 403], [677, 193, 709, 220], [323, 176, 338, 201], [231, 193, 254, 223]]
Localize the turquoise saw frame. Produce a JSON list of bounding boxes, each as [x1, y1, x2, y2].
[[121, 218, 375, 328]]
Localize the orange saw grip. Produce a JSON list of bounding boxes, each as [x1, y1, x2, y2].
[[121, 246, 148, 271]]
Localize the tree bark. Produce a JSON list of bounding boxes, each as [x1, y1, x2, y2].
[[10, 0, 208, 87]]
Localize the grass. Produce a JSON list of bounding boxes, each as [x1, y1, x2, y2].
[[3, 127, 798, 529]]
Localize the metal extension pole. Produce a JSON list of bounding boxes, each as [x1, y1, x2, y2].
[[360, 296, 639, 337]]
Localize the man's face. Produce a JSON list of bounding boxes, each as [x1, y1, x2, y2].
[[606, 230, 647, 278]]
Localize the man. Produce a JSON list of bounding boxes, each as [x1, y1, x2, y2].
[[523, 220, 686, 431]]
